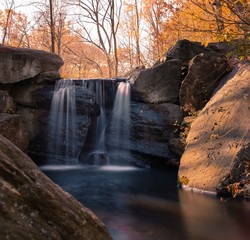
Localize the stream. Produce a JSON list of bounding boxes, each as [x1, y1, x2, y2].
[[41, 165, 250, 240]]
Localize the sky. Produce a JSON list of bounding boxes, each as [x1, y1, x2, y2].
[[0, 0, 36, 20]]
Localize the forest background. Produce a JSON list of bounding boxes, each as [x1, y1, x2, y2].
[[0, 0, 249, 79]]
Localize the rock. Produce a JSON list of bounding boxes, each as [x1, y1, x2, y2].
[[0, 113, 29, 151], [27, 81, 99, 165], [180, 52, 229, 115], [132, 59, 182, 104], [151, 103, 183, 126], [10, 81, 54, 109], [217, 143, 250, 199], [17, 108, 48, 141], [168, 138, 186, 156], [0, 134, 112, 240], [125, 65, 145, 82], [178, 62, 250, 199], [0, 44, 63, 84], [35, 71, 61, 84], [154, 39, 207, 66], [0, 90, 16, 113], [127, 102, 177, 167]]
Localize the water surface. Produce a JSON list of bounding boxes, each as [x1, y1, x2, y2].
[[42, 165, 250, 240]]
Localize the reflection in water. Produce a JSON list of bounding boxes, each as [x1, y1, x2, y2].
[[42, 166, 250, 240], [179, 191, 250, 240]]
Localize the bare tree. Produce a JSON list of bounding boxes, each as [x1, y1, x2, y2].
[[49, 0, 55, 53], [67, 0, 122, 77], [134, 0, 142, 66], [32, 0, 68, 55]]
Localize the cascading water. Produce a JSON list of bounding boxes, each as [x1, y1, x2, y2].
[[87, 80, 110, 164], [48, 79, 78, 164], [80, 79, 131, 165], [47, 78, 130, 166], [107, 82, 131, 163]]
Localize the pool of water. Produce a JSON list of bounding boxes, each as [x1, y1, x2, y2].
[[42, 165, 250, 240]]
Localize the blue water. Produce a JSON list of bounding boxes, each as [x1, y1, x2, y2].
[[42, 165, 250, 240]]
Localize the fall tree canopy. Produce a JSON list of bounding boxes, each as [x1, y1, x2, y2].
[[0, 0, 249, 78]]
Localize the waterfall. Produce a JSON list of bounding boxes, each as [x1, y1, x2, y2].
[[47, 79, 131, 166], [48, 80, 78, 164], [87, 80, 109, 164], [108, 82, 131, 163], [80, 79, 131, 165]]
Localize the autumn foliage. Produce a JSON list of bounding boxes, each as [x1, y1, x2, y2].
[[0, 0, 249, 78]]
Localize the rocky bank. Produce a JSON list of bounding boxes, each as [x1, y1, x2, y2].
[[129, 40, 249, 199]]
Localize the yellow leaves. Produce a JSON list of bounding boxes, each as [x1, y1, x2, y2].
[[179, 176, 189, 185], [202, 41, 209, 47]]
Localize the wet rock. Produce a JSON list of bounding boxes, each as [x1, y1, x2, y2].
[[178, 62, 250, 199], [128, 102, 178, 166], [0, 134, 112, 240]]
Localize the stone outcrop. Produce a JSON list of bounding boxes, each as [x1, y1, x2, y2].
[[178, 62, 250, 199], [129, 39, 233, 167], [0, 134, 112, 240], [154, 39, 206, 66], [0, 90, 29, 151], [179, 51, 229, 115], [126, 102, 183, 167], [0, 113, 29, 151], [131, 59, 182, 104], [0, 45, 63, 152], [0, 90, 16, 113], [0, 44, 63, 84]]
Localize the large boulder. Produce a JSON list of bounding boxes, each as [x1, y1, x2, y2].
[[0, 134, 112, 240], [154, 39, 206, 66], [179, 52, 229, 115], [154, 39, 232, 67], [0, 44, 63, 84], [178, 62, 250, 199], [132, 59, 182, 104]]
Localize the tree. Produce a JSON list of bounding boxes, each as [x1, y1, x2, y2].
[[67, 0, 122, 78], [32, 0, 69, 55], [0, 0, 15, 44], [0, 0, 31, 47]]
